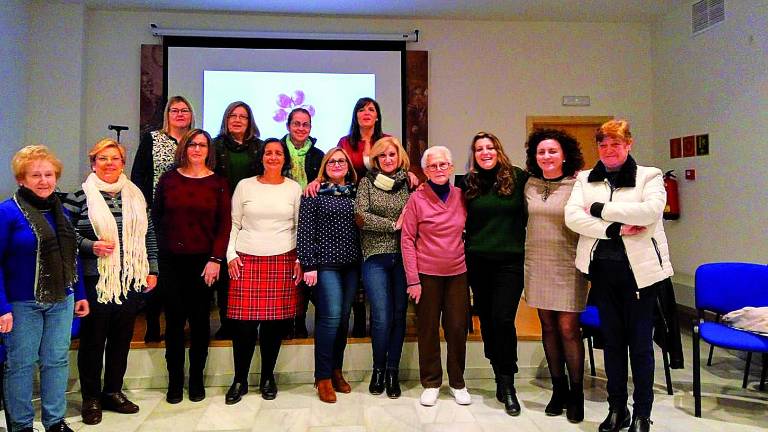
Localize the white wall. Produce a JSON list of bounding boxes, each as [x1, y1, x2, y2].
[[651, 0, 768, 293], [25, 1, 87, 192], [0, 0, 30, 196], [75, 10, 654, 177]]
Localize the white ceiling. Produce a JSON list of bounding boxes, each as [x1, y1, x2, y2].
[[84, 0, 687, 23]]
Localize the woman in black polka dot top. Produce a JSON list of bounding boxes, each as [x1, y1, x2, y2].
[[297, 148, 361, 403]]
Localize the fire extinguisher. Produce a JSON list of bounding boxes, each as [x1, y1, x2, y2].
[[663, 170, 680, 220]]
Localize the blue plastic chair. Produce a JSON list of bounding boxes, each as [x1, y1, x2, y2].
[[579, 304, 674, 395], [692, 262, 768, 417]]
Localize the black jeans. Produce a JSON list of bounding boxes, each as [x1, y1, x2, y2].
[[78, 276, 142, 399], [591, 259, 658, 417], [162, 253, 213, 386], [467, 253, 524, 377], [232, 319, 291, 385]]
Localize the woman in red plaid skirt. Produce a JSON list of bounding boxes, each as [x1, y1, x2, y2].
[[224, 138, 303, 404]]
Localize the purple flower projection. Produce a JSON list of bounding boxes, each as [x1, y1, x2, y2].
[[273, 90, 315, 122]]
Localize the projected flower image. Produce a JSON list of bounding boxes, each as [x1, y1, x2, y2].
[[273, 90, 316, 122]]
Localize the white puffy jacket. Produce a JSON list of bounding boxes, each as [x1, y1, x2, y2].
[[564, 157, 673, 289]]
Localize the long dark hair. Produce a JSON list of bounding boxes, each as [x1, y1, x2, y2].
[[464, 131, 517, 200], [254, 138, 292, 178], [219, 101, 260, 140], [347, 97, 383, 150], [524, 128, 584, 178]]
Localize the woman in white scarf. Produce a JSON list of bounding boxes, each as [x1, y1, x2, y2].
[[63, 138, 159, 426]]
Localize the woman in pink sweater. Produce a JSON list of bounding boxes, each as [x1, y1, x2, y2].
[[400, 145, 470, 407]]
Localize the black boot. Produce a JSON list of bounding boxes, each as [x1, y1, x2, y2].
[[629, 415, 652, 432], [385, 369, 401, 398], [565, 382, 584, 423], [369, 368, 385, 395], [545, 376, 569, 416], [496, 374, 521, 416], [166, 371, 184, 404], [188, 372, 205, 402], [599, 406, 631, 432]]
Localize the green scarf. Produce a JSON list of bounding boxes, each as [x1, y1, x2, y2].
[[286, 136, 310, 188]]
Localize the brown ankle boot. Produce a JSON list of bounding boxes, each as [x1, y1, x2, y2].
[[315, 379, 337, 403], [331, 369, 352, 393]]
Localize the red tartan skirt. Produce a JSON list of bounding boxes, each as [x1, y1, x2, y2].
[[227, 250, 299, 321]]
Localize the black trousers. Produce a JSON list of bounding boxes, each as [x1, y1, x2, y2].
[[591, 259, 658, 417], [467, 253, 524, 377], [162, 253, 213, 386], [78, 276, 142, 399], [232, 319, 290, 385], [216, 269, 233, 333]]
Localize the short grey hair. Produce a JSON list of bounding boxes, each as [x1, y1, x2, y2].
[[421, 146, 453, 169]]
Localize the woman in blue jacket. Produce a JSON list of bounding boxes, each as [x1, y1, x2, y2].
[[0, 145, 89, 432]]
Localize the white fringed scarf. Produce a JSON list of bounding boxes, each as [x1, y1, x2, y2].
[[83, 172, 149, 304]]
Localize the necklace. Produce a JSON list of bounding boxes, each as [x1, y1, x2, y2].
[[540, 175, 565, 202]]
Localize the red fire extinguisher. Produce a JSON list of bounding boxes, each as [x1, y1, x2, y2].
[[663, 170, 680, 220]]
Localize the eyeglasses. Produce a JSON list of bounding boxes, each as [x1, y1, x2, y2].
[[228, 114, 249, 121], [290, 121, 311, 129], [187, 143, 208, 149], [95, 156, 123, 164], [169, 108, 191, 115], [425, 162, 451, 172], [327, 159, 348, 167]]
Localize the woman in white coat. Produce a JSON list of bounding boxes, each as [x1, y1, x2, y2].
[[564, 120, 673, 432]]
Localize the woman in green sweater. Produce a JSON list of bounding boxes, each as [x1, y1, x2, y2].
[[461, 131, 529, 416]]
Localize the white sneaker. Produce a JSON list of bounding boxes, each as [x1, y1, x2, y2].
[[420, 387, 440, 406], [449, 386, 472, 405]]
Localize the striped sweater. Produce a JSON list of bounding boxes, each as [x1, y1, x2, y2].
[[62, 189, 159, 278]]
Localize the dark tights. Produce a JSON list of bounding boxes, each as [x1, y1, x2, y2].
[[538, 309, 584, 387], [232, 319, 290, 385]]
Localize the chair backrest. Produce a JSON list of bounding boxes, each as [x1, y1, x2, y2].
[[695, 262, 768, 314]]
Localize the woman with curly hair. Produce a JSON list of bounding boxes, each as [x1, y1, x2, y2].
[[523, 129, 587, 422], [460, 131, 528, 416]]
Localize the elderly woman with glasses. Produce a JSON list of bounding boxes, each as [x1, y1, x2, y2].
[[1, 145, 89, 432], [400, 146, 470, 407]]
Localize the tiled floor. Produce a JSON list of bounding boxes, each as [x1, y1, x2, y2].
[[7, 332, 768, 431]]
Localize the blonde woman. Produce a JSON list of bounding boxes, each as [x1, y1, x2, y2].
[[355, 136, 411, 398], [64, 138, 158, 425]]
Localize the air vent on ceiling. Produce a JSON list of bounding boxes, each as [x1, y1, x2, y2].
[[692, 0, 725, 35]]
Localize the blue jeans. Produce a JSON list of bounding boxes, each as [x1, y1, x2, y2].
[[362, 253, 407, 370], [3, 295, 74, 431], [314, 264, 358, 379]]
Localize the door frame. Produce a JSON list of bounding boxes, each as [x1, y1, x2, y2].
[[525, 115, 614, 135]]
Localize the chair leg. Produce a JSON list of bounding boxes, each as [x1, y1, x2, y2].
[[662, 348, 673, 395], [587, 336, 596, 377], [760, 353, 767, 391], [706, 314, 720, 366], [743, 352, 753, 389], [693, 321, 701, 418]]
